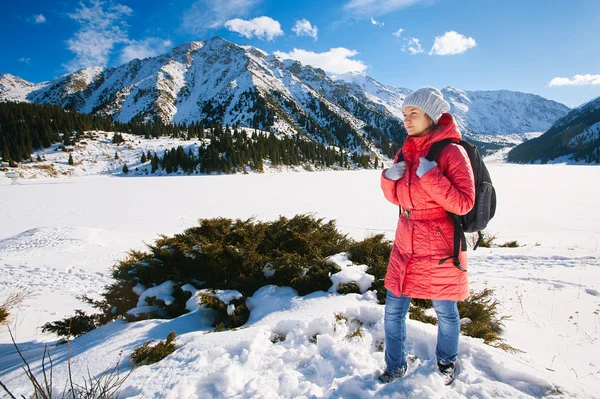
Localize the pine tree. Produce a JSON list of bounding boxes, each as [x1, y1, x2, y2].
[[63, 132, 72, 146], [122, 164, 129, 174], [141, 153, 147, 163], [115, 152, 119, 160], [68, 153, 74, 166]]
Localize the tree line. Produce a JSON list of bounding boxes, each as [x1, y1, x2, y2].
[[141, 125, 373, 175], [0, 102, 377, 171]]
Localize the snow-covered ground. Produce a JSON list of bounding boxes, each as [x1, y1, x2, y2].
[[1, 163, 599, 398], [2, 130, 364, 181]]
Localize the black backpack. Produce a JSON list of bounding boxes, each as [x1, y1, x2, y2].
[[395, 138, 497, 271]]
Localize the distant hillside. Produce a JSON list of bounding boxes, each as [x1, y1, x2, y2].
[[0, 102, 375, 177], [508, 96, 600, 164]]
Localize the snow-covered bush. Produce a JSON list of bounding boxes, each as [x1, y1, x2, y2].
[[45, 215, 356, 336], [345, 234, 392, 304], [199, 290, 249, 328], [41, 214, 512, 352], [130, 331, 177, 365]]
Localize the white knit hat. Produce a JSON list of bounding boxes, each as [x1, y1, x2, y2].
[[402, 87, 450, 125]]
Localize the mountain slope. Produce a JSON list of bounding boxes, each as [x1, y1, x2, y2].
[[507, 95, 600, 163], [0, 38, 404, 160]]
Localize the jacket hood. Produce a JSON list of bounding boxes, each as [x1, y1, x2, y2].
[[410, 113, 462, 150]]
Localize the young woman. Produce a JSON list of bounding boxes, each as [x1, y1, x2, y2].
[[379, 87, 475, 385]]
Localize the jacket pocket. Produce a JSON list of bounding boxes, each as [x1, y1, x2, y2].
[[436, 225, 454, 255]]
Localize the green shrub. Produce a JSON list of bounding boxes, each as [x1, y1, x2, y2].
[[107, 215, 350, 319], [44, 215, 384, 338], [41, 309, 104, 341], [409, 299, 437, 325], [458, 289, 510, 344], [130, 331, 177, 365], [336, 282, 361, 295], [468, 231, 497, 248], [406, 289, 517, 352], [199, 292, 250, 329], [499, 240, 520, 248]]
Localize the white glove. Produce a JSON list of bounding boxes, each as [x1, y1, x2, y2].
[[416, 157, 437, 178], [384, 161, 407, 181]]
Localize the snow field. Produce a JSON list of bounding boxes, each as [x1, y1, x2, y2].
[[0, 164, 599, 397]]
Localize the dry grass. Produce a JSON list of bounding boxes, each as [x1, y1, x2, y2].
[[0, 291, 30, 324], [0, 327, 132, 398]]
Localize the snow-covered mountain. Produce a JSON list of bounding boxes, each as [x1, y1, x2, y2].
[[442, 87, 570, 135], [0, 38, 405, 160], [508, 95, 600, 163], [0, 73, 44, 102], [332, 72, 570, 135], [1, 36, 570, 158], [332, 71, 411, 119]]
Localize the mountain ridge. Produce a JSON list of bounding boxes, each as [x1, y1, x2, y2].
[[1, 36, 572, 161]]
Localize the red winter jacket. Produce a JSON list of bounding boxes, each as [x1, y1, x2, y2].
[[381, 113, 475, 301]]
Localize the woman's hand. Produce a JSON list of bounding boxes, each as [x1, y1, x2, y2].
[[416, 157, 437, 178], [384, 161, 407, 181]]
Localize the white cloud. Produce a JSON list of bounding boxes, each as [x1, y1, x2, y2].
[[292, 19, 318, 40], [345, 0, 425, 16], [120, 38, 173, 63], [392, 28, 404, 37], [64, 0, 133, 71], [371, 17, 384, 27], [181, 0, 261, 34], [273, 48, 367, 74], [225, 16, 283, 41], [34, 14, 46, 24], [548, 74, 600, 87], [429, 31, 476, 56], [402, 38, 423, 54], [18, 57, 31, 64]]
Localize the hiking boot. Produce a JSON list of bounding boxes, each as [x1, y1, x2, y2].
[[437, 362, 455, 385], [378, 364, 407, 383]]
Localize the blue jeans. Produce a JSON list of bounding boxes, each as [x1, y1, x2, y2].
[[384, 291, 460, 375]]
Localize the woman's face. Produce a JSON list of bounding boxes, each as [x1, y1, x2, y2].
[[402, 106, 434, 137]]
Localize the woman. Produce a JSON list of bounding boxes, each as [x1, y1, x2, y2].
[[379, 87, 475, 385]]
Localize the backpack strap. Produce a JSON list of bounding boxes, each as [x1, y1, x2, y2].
[[393, 149, 404, 217], [438, 213, 468, 272], [426, 139, 468, 272], [425, 138, 454, 162]]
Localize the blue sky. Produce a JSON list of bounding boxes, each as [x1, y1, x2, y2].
[[2, 0, 599, 108]]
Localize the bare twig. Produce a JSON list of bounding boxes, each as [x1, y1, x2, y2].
[[0, 380, 18, 399]]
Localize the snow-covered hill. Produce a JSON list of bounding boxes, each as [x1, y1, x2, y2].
[[508, 95, 600, 163]]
